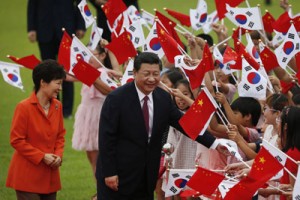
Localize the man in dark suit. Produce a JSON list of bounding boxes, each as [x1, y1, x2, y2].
[[96, 52, 221, 199], [27, 0, 86, 118]]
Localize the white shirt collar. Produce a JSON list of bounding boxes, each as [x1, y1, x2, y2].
[[134, 81, 153, 103]]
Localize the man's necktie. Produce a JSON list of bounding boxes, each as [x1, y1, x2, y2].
[[142, 96, 149, 133]]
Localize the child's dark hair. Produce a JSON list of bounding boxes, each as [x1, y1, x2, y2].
[[173, 79, 194, 110], [162, 68, 184, 87], [231, 97, 261, 126], [32, 59, 66, 93], [95, 44, 112, 69]]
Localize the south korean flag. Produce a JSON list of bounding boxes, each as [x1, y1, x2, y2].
[[274, 24, 300, 69], [125, 20, 146, 48], [238, 59, 267, 100], [225, 4, 263, 30]]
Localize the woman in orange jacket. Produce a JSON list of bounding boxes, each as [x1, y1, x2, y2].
[[6, 60, 66, 200]]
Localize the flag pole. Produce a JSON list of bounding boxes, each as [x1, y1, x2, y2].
[[262, 138, 299, 165]]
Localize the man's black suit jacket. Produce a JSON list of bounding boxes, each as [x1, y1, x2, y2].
[[96, 82, 216, 197], [27, 0, 85, 43]]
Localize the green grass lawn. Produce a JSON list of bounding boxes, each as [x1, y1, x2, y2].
[[0, 0, 299, 199]]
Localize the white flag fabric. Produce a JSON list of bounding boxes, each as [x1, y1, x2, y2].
[[121, 59, 134, 85], [202, 10, 219, 34], [100, 69, 119, 90], [88, 21, 103, 51], [218, 139, 244, 161], [126, 20, 146, 48], [78, 0, 94, 28], [70, 36, 93, 74], [0, 61, 23, 90], [141, 10, 155, 25], [174, 55, 196, 83], [262, 139, 288, 180], [274, 24, 300, 69], [225, 4, 263, 30], [143, 22, 164, 59], [126, 5, 147, 25], [164, 169, 196, 197], [218, 179, 238, 199], [272, 30, 285, 47], [213, 47, 232, 75], [189, 0, 208, 31], [238, 59, 267, 100], [293, 165, 300, 200], [245, 33, 262, 65]]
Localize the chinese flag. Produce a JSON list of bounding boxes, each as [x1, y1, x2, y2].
[[214, 0, 244, 19], [156, 23, 182, 64], [280, 80, 295, 94], [229, 52, 242, 70], [165, 8, 191, 27], [7, 54, 41, 70], [234, 39, 260, 71], [259, 46, 279, 72], [187, 166, 225, 196], [110, 14, 124, 41], [58, 31, 72, 72], [101, 0, 127, 27], [272, 11, 291, 33], [181, 43, 213, 89], [179, 88, 216, 139], [224, 147, 283, 200], [72, 59, 100, 87], [223, 46, 238, 64], [231, 27, 247, 40], [155, 10, 184, 49], [105, 30, 137, 65], [262, 11, 275, 34]]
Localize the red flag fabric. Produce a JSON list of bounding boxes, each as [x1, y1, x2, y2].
[[58, 31, 72, 72], [272, 11, 291, 33], [231, 27, 247, 40], [234, 39, 260, 71], [110, 14, 124, 41], [105, 30, 137, 65], [181, 43, 213, 89], [262, 11, 275, 34], [187, 166, 225, 196], [224, 147, 283, 200], [165, 8, 191, 27], [223, 46, 238, 64], [179, 88, 217, 139], [259, 45, 279, 72], [101, 0, 127, 27], [7, 55, 41, 70], [155, 10, 184, 49], [280, 80, 295, 94], [156, 23, 182, 64], [214, 0, 244, 19], [72, 59, 100, 87]]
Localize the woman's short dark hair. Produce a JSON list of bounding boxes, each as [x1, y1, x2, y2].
[[32, 59, 66, 93], [134, 52, 162, 71]]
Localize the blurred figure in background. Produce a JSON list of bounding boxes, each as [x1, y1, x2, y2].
[[27, 0, 86, 118]]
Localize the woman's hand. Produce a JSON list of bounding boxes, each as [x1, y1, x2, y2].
[[43, 153, 56, 165]]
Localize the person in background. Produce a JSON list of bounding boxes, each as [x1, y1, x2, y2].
[[27, 0, 86, 118], [6, 60, 66, 200]]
